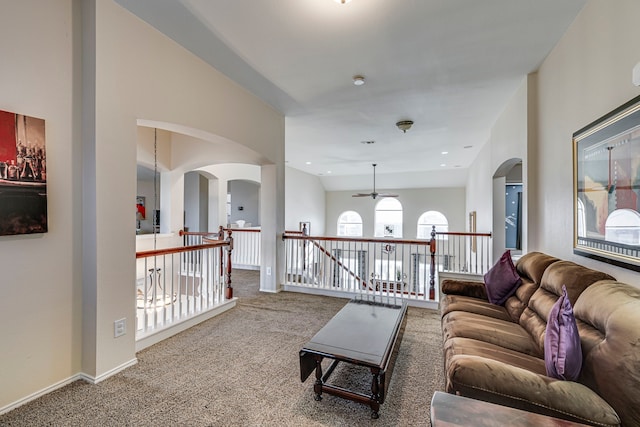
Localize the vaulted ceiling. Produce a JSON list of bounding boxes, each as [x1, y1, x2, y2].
[[120, 0, 587, 191]]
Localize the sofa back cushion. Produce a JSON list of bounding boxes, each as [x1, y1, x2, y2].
[[574, 280, 640, 427], [518, 261, 614, 353], [503, 252, 560, 322], [515, 251, 560, 285]]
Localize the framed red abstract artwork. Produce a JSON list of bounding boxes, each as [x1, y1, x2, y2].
[[0, 110, 47, 236], [573, 94, 640, 271]]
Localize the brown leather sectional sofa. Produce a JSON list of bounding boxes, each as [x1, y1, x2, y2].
[[439, 251, 640, 426]]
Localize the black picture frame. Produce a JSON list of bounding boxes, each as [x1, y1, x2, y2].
[[573, 94, 640, 271]]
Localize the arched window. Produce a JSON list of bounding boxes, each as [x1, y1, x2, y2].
[[605, 208, 640, 245], [337, 210, 363, 237], [576, 198, 586, 238], [417, 210, 448, 239], [374, 198, 403, 238]]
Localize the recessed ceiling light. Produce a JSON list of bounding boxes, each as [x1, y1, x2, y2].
[[327, 171, 332, 174], [464, 145, 473, 149], [440, 163, 446, 167], [353, 75, 365, 86], [305, 161, 311, 165], [441, 151, 449, 155]]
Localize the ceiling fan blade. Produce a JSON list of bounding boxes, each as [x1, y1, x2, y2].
[[351, 164, 396, 199]]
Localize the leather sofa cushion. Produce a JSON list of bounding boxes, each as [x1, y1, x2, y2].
[[444, 337, 546, 376], [440, 278, 487, 299], [445, 354, 620, 426], [574, 281, 640, 427], [503, 277, 537, 321], [515, 251, 560, 285], [442, 311, 542, 357], [440, 294, 512, 321], [520, 261, 615, 351]]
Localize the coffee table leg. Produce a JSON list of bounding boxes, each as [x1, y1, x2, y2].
[[314, 357, 323, 401], [370, 369, 381, 419]]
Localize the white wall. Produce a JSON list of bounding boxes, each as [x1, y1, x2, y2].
[[228, 180, 260, 226], [0, 0, 80, 411], [83, 0, 284, 381], [1, 0, 284, 412], [532, 0, 640, 284], [184, 171, 208, 232], [285, 166, 326, 235], [326, 187, 466, 238]]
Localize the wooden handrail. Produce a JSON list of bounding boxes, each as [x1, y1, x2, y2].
[[225, 228, 261, 233], [438, 231, 492, 237], [283, 233, 433, 246], [136, 241, 228, 258], [284, 231, 492, 240], [179, 230, 218, 237]]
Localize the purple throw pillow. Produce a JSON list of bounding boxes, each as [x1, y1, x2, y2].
[[483, 250, 521, 305], [544, 285, 583, 381]]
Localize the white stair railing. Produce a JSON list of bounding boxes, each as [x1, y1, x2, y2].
[[135, 237, 232, 342]]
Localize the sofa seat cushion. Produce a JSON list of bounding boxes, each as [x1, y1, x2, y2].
[[440, 294, 512, 321], [442, 311, 542, 357], [446, 354, 620, 426], [444, 337, 546, 375]]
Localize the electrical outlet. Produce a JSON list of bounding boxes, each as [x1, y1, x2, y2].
[[266, 267, 272, 275], [114, 318, 126, 338]]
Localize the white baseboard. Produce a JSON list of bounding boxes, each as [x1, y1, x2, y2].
[[1, 375, 81, 415], [80, 358, 139, 384], [0, 358, 138, 416]]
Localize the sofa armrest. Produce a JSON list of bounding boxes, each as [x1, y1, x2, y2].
[[441, 279, 488, 300], [446, 355, 620, 427]]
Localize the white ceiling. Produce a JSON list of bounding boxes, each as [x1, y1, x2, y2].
[[119, 0, 586, 191]]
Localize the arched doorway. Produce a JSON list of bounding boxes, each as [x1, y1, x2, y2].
[[493, 158, 523, 261]]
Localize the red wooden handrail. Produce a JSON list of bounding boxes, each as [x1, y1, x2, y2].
[[225, 228, 260, 233], [136, 241, 228, 258], [283, 233, 433, 246], [179, 230, 218, 237], [438, 231, 492, 237]]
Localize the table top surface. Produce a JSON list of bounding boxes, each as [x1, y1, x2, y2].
[[430, 392, 589, 427], [301, 298, 407, 367]]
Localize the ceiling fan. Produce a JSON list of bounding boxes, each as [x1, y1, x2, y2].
[[352, 164, 398, 199]]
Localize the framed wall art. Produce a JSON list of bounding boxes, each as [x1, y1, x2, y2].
[[299, 221, 310, 235], [469, 211, 477, 253], [0, 110, 47, 236], [573, 94, 640, 271]]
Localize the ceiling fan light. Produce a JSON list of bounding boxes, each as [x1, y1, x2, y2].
[[396, 120, 413, 133]]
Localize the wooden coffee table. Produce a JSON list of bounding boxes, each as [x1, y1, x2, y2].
[[300, 298, 407, 419]]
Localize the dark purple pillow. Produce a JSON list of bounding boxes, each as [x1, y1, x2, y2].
[[544, 285, 582, 381], [483, 250, 521, 305]]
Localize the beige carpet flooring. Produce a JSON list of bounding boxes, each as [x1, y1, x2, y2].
[[0, 270, 445, 426]]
